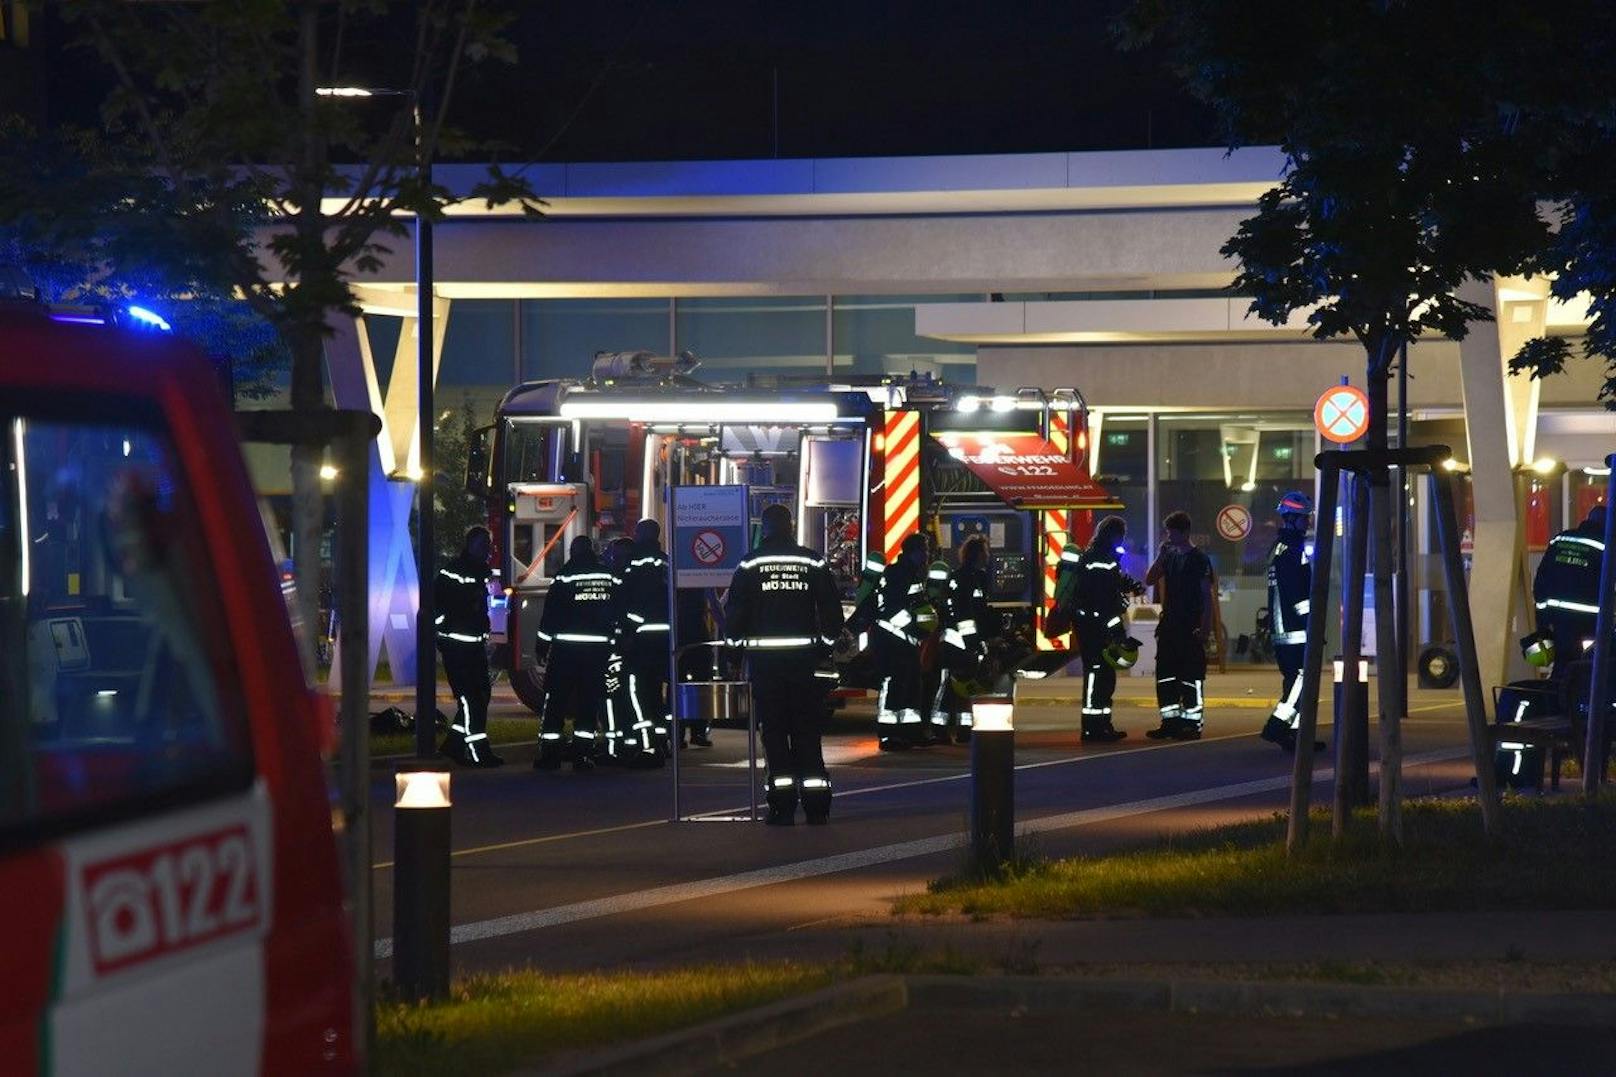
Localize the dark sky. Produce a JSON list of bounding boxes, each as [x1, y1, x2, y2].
[[461, 0, 1219, 160], [24, 0, 1218, 163]]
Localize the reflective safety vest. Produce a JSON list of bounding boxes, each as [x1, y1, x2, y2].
[[724, 540, 845, 653], [536, 555, 618, 646], [617, 542, 671, 640], [1267, 527, 1312, 646], [1534, 521, 1607, 635]]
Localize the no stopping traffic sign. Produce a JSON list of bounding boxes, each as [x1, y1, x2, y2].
[[1315, 384, 1371, 444]]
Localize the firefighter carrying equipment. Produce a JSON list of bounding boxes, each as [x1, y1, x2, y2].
[[1532, 513, 1607, 680]]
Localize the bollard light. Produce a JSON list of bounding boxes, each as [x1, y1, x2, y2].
[[394, 764, 452, 1001], [969, 695, 1015, 875]]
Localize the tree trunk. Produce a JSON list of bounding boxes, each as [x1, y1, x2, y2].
[[288, 324, 325, 678], [1366, 363, 1405, 843]]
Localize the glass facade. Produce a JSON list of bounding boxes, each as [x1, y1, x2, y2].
[[1088, 413, 1152, 574], [674, 296, 827, 382], [521, 298, 670, 383], [1154, 413, 1317, 649], [832, 295, 978, 381]]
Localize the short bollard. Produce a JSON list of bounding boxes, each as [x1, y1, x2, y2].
[[1332, 656, 1372, 806], [394, 765, 452, 1001], [969, 697, 1015, 874]]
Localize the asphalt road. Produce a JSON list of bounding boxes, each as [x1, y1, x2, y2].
[[367, 672, 1482, 976]]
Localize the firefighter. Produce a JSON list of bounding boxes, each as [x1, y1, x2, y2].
[[1144, 511, 1216, 740], [1531, 504, 1609, 683], [919, 558, 953, 742], [932, 535, 999, 743], [725, 504, 845, 825], [534, 535, 617, 771], [1260, 492, 1325, 753], [619, 518, 675, 763], [435, 525, 501, 767], [601, 536, 637, 764], [874, 533, 932, 750], [1069, 515, 1145, 743]]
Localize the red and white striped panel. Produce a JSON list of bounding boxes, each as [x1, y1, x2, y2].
[[1037, 410, 1075, 651], [881, 410, 923, 563]]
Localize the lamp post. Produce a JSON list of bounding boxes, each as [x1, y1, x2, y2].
[[317, 85, 437, 759]]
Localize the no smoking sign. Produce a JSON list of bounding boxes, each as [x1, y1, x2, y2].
[[691, 529, 726, 565], [1315, 384, 1371, 444], [1216, 504, 1252, 542]]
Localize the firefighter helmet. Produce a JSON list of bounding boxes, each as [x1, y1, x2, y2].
[[1103, 637, 1143, 670], [1277, 491, 1315, 516], [1521, 632, 1555, 669]]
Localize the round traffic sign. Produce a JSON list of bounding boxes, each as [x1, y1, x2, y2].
[[1315, 385, 1371, 444], [691, 529, 726, 565], [1216, 503, 1252, 542]]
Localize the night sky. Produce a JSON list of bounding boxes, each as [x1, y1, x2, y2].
[[26, 1, 1218, 163]]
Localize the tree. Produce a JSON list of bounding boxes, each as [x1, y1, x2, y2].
[[432, 395, 486, 555], [1118, 1, 1559, 843], [5, 1, 537, 647]]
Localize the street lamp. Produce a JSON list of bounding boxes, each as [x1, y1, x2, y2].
[[318, 83, 439, 760]]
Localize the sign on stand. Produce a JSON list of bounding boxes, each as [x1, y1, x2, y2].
[[671, 485, 748, 588], [1315, 384, 1371, 445]]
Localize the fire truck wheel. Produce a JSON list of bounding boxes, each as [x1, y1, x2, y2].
[[512, 666, 547, 713]]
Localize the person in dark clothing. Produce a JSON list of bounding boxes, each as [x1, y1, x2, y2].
[[1068, 515, 1145, 743], [619, 518, 677, 760], [601, 536, 637, 764], [534, 535, 616, 771], [1260, 492, 1325, 753], [725, 504, 846, 825], [1144, 512, 1216, 741], [932, 535, 999, 743], [873, 533, 932, 750], [436, 525, 501, 767], [1533, 505, 1609, 682]]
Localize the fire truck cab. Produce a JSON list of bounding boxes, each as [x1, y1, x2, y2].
[[470, 352, 1119, 711], [0, 305, 355, 1075]]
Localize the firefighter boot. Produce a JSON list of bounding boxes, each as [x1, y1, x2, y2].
[[1081, 716, 1127, 743], [1260, 716, 1294, 751]]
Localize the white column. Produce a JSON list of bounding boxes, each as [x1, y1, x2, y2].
[[1455, 276, 1547, 689]]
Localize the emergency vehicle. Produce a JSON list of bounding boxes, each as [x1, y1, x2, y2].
[[467, 351, 1120, 711], [0, 302, 356, 1074]]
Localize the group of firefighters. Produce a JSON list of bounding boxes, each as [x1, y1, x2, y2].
[[429, 488, 1610, 826]]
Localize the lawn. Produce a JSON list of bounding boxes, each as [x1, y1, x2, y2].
[[374, 963, 837, 1077], [896, 794, 1616, 919], [371, 716, 536, 758]]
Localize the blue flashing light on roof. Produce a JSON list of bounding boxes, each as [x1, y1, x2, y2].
[[125, 305, 173, 332]]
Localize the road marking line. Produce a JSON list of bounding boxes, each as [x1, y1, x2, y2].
[[372, 819, 664, 871], [372, 747, 1467, 957]]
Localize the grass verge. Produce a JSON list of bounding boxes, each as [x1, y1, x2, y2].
[[375, 963, 836, 1077], [371, 716, 535, 758], [896, 794, 1616, 919]]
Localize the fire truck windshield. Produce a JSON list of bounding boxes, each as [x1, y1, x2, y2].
[[505, 422, 552, 484]]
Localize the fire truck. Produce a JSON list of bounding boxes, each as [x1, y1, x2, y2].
[[466, 351, 1120, 712], [0, 299, 355, 1073]]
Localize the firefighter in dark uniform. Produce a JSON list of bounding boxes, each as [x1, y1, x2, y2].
[[619, 518, 674, 763], [435, 525, 501, 767], [932, 535, 999, 743], [1069, 515, 1144, 743], [873, 533, 932, 750], [920, 558, 953, 742], [601, 536, 637, 764], [725, 504, 845, 825], [1260, 492, 1324, 753], [1145, 511, 1216, 740], [534, 535, 616, 771], [1532, 505, 1608, 680]]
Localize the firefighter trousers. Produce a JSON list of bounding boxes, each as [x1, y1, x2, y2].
[[1155, 629, 1207, 728], [1272, 642, 1305, 728], [440, 640, 492, 763], [539, 642, 607, 758], [1076, 624, 1118, 726], [874, 631, 924, 740], [749, 653, 833, 818]]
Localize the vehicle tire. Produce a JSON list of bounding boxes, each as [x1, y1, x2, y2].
[[1418, 643, 1460, 689], [511, 664, 547, 713]]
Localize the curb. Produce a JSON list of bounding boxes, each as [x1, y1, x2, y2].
[[519, 975, 907, 1077], [901, 973, 1616, 1026], [517, 972, 1616, 1076]]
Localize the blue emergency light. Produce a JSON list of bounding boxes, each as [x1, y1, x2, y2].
[[125, 305, 173, 332]]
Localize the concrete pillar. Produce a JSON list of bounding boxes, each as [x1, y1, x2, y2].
[[324, 302, 454, 686], [1455, 276, 1547, 690]]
